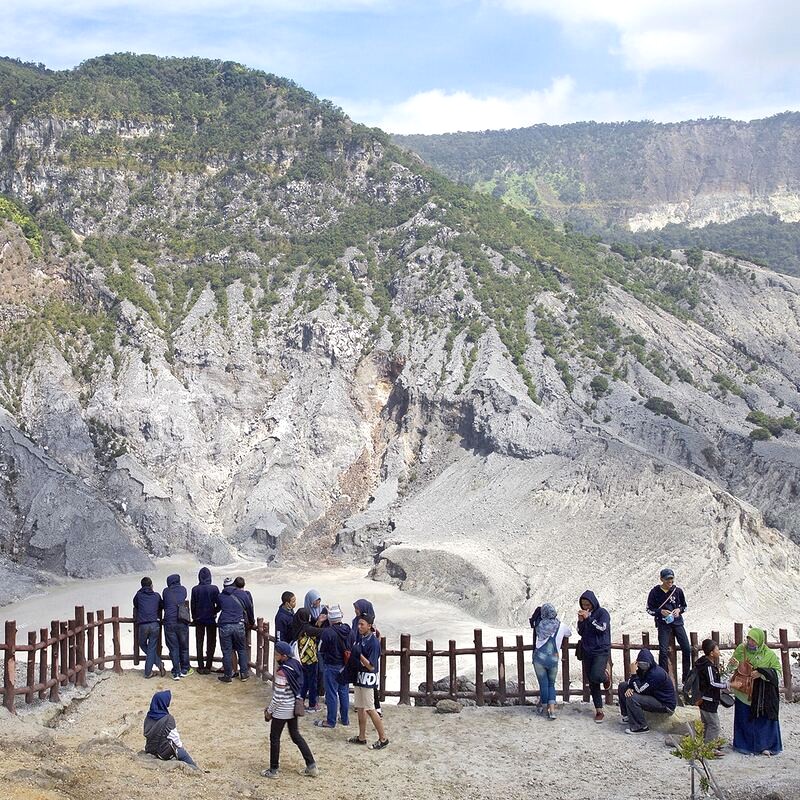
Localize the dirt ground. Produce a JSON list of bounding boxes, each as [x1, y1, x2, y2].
[[0, 671, 798, 800]]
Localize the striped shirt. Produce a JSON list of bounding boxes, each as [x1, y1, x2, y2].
[[268, 669, 296, 720]]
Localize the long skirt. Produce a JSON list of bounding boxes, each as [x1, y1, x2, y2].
[[733, 697, 782, 754]]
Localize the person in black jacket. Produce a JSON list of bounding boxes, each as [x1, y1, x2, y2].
[[577, 590, 611, 723], [191, 567, 220, 674], [646, 567, 691, 684], [695, 638, 729, 752], [275, 591, 296, 643], [617, 649, 676, 734], [163, 574, 191, 680], [133, 577, 164, 679], [314, 604, 351, 729]]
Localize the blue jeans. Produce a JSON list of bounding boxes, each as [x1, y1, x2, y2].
[[323, 664, 349, 727], [138, 622, 162, 677], [164, 622, 190, 676], [176, 747, 197, 768], [302, 662, 319, 707], [533, 644, 559, 705], [219, 623, 249, 678]]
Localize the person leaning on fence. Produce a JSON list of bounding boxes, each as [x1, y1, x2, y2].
[[694, 638, 730, 754], [577, 590, 611, 723], [532, 603, 572, 721], [262, 641, 318, 779], [348, 615, 389, 750], [217, 577, 254, 683], [275, 591, 296, 643], [191, 567, 219, 674], [617, 649, 676, 734], [133, 576, 164, 679], [163, 574, 192, 681], [728, 627, 783, 756], [143, 690, 198, 769], [646, 568, 691, 685], [315, 604, 351, 729]]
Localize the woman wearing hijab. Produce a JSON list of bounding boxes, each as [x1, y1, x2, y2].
[[262, 641, 318, 779], [532, 603, 572, 720], [304, 589, 324, 622], [143, 690, 198, 769], [728, 627, 783, 755]]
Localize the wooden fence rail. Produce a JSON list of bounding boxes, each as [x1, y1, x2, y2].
[[1, 608, 797, 714]]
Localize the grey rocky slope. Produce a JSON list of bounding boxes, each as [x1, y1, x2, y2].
[[1, 55, 800, 633]]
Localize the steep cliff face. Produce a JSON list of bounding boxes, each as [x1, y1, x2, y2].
[[1, 56, 800, 631]]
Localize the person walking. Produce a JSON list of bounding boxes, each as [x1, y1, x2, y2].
[[532, 603, 572, 720], [191, 567, 219, 674], [217, 577, 254, 683], [163, 574, 192, 680], [617, 649, 677, 734], [262, 641, 317, 779], [143, 690, 198, 769], [133, 577, 164, 679], [695, 638, 729, 754], [577, 590, 612, 723], [647, 568, 691, 685], [275, 591, 296, 644], [315, 604, 351, 729], [348, 616, 389, 750]]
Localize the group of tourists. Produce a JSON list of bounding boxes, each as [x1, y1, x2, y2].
[[135, 570, 389, 778], [531, 568, 784, 757]]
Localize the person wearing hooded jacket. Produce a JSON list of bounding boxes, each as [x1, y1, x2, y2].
[[133, 577, 164, 678], [163, 574, 192, 680], [292, 608, 322, 711], [143, 690, 198, 768], [275, 591, 296, 643], [351, 598, 382, 717], [217, 577, 255, 682], [617, 649, 677, 734], [577, 590, 611, 723], [191, 567, 220, 674], [315, 604, 351, 729]]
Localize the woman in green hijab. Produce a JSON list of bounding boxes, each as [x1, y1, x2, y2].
[[728, 628, 782, 755]]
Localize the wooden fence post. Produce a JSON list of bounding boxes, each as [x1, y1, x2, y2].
[[26, 631, 36, 704], [133, 619, 140, 667], [59, 622, 69, 686], [561, 638, 570, 702], [86, 612, 95, 672], [68, 617, 76, 684], [49, 620, 60, 702], [474, 629, 485, 707], [111, 606, 122, 674], [38, 628, 48, 700], [379, 636, 387, 702], [425, 640, 434, 704], [497, 636, 506, 705], [516, 635, 526, 705], [255, 618, 264, 678], [690, 631, 699, 668], [3, 620, 16, 714], [399, 633, 411, 705], [97, 610, 106, 671], [448, 640, 457, 699], [668, 629, 678, 689], [734, 623, 743, 646], [622, 634, 632, 680], [779, 629, 793, 702], [75, 606, 87, 687]]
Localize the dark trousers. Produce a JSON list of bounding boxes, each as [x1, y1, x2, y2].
[[138, 621, 163, 677], [195, 623, 217, 670], [301, 662, 318, 708], [657, 623, 691, 682], [219, 623, 249, 678], [618, 680, 673, 729], [585, 650, 609, 709], [164, 622, 190, 676], [270, 717, 314, 770]]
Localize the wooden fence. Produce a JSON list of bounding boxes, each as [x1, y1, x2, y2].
[[1, 608, 797, 713]]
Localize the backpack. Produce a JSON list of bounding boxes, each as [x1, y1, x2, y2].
[[682, 667, 701, 706]]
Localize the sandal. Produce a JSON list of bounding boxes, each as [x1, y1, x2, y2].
[[369, 739, 390, 750], [313, 720, 335, 728], [347, 736, 367, 745]]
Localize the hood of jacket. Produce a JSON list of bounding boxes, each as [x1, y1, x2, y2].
[[353, 599, 375, 623], [166, 574, 181, 588], [579, 590, 600, 613], [636, 648, 656, 670], [198, 567, 212, 585], [334, 622, 352, 642]]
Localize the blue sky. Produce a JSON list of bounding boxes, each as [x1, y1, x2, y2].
[[4, 1, 799, 133]]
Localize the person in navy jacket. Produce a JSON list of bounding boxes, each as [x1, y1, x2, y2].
[[646, 567, 691, 684], [133, 576, 164, 678], [163, 574, 191, 680], [275, 591, 296, 643], [191, 567, 219, 674], [577, 589, 611, 723], [347, 616, 389, 750], [217, 578, 254, 682], [617, 649, 677, 734]]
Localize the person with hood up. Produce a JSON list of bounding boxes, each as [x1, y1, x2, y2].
[[262, 641, 317, 779], [352, 599, 382, 717], [163, 574, 192, 680], [314, 604, 351, 729], [217, 577, 255, 683], [191, 567, 220, 674], [533, 603, 572, 721], [617, 649, 677, 734], [275, 591, 296, 643], [133, 577, 164, 679], [143, 690, 198, 769], [728, 627, 782, 755], [577, 590, 612, 723], [646, 567, 691, 685], [292, 608, 322, 712]]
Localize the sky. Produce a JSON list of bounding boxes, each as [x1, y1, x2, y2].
[[3, 0, 799, 134]]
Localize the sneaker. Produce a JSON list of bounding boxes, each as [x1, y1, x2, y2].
[[144, 673, 155, 679], [306, 706, 319, 713], [547, 711, 557, 721], [218, 676, 233, 683], [182, 668, 194, 677], [625, 726, 650, 735], [172, 674, 182, 681], [620, 715, 629, 724], [239, 674, 250, 682], [594, 710, 605, 724], [260, 768, 279, 779], [303, 764, 318, 778]]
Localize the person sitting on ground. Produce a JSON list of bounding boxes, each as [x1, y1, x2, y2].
[[292, 608, 322, 712], [133, 576, 164, 679], [143, 690, 198, 769], [533, 603, 572, 721], [617, 649, 677, 734], [728, 627, 783, 756], [352, 599, 382, 718], [577, 590, 612, 723], [275, 591, 296, 643], [315, 604, 351, 729], [262, 641, 318, 779], [216, 576, 254, 683], [646, 567, 691, 685], [191, 567, 219, 674], [695, 638, 730, 755], [347, 616, 389, 750]]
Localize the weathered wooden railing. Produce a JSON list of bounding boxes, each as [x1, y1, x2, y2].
[[1, 609, 796, 713]]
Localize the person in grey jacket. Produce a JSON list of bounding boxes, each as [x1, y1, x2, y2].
[[143, 690, 198, 769]]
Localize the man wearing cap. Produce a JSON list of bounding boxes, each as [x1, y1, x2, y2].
[[217, 577, 255, 683], [646, 568, 691, 685]]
